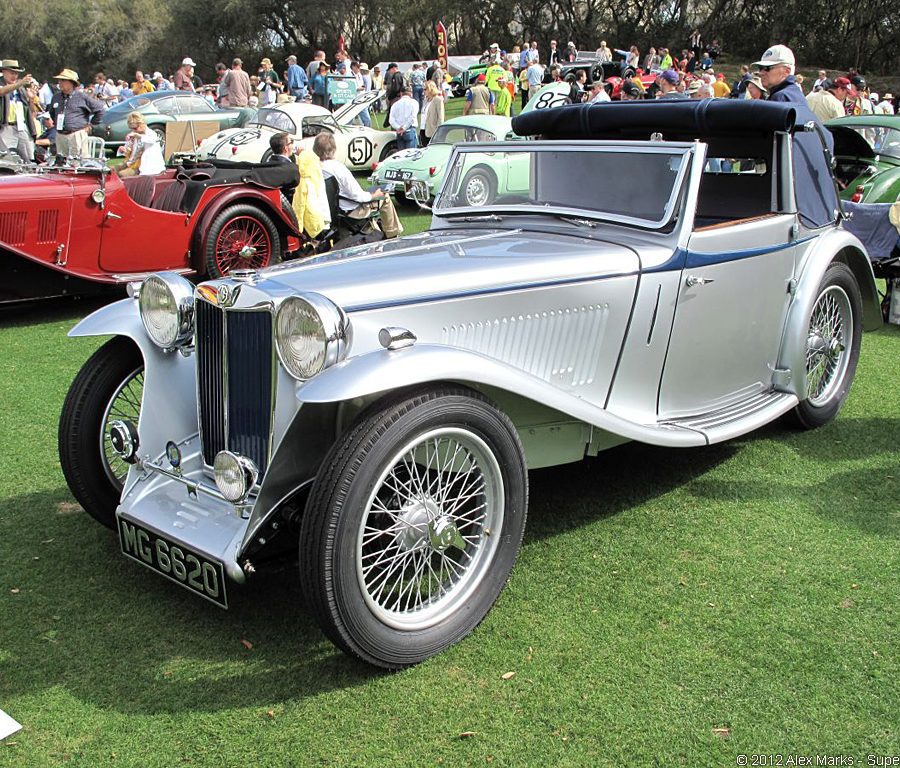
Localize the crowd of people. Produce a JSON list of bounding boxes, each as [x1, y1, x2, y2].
[[0, 36, 895, 174]]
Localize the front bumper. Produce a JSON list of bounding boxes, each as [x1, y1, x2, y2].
[[118, 434, 252, 586]]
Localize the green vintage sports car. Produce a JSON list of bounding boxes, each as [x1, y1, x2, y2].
[[101, 91, 256, 151], [827, 115, 900, 203], [369, 115, 520, 206]]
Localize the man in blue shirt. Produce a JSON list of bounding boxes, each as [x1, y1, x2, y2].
[[285, 55, 308, 100], [753, 45, 805, 105]]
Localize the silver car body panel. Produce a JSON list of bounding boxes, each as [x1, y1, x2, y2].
[[67, 135, 880, 582]]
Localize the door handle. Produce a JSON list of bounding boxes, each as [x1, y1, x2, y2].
[[685, 275, 714, 287], [106, 211, 122, 221]]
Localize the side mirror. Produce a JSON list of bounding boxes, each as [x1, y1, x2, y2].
[[405, 179, 432, 211]]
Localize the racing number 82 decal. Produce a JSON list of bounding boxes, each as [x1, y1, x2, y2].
[[348, 136, 373, 166]]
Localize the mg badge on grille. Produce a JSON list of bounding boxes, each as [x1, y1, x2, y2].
[[216, 285, 231, 306]]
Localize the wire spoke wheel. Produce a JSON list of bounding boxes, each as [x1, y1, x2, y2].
[[357, 427, 504, 631], [300, 387, 528, 668], [100, 367, 144, 488], [214, 215, 272, 274], [805, 285, 851, 406]]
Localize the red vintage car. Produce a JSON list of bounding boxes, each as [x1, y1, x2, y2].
[[0, 159, 301, 305]]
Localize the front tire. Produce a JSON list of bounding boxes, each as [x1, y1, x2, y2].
[[300, 387, 528, 668], [58, 337, 144, 528], [204, 203, 282, 278], [789, 262, 862, 429], [379, 141, 398, 162]]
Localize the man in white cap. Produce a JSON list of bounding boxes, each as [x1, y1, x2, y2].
[[0, 59, 37, 160], [174, 58, 197, 92], [877, 93, 894, 116], [753, 44, 804, 104]]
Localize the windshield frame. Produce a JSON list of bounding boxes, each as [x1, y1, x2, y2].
[[251, 107, 298, 135], [433, 140, 696, 231]]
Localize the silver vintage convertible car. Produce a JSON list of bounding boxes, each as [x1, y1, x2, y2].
[[59, 101, 881, 668]]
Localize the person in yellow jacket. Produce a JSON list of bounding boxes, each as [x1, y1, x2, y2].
[[292, 148, 329, 239], [495, 74, 512, 116], [485, 61, 506, 99]]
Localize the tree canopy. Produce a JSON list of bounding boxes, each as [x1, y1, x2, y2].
[[2, 0, 896, 80]]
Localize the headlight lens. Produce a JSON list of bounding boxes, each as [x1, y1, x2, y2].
[[138, 273, 195, 349], [213, 451, 258, 503], [275, 294, 349, 380]]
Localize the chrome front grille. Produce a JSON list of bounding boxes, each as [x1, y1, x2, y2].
[[196, 299, 274, 476]]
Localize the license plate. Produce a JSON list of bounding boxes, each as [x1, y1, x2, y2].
[[118, 518, 228, 608], [384, 169, 412, 181]]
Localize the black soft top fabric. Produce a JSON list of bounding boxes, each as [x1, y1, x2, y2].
[[177, 159, 299, 212], [511, 100, 799, 140]]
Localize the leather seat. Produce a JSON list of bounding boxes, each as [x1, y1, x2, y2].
[[122, 175, 157, 208]]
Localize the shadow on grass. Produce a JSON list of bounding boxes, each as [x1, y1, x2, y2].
[[0, 296, 111, 329], [526, 439, 739, 541], [0, 489, 376, 716], [2, 415, 894, 714]]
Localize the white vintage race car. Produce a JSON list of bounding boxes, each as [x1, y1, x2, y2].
[[198, 91, 396, 171]]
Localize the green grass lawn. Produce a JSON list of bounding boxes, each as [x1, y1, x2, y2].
[[1, 286, 898, 766], [1, 207, 899, 764]]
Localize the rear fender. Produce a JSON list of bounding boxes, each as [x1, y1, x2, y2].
[[190, 188, 300, 271], [776, 229, 880, 399]]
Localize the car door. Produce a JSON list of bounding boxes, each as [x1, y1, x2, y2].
[[658, 154, 799, 418]]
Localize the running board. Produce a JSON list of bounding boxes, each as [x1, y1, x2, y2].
[[659, 391, 799, 445]]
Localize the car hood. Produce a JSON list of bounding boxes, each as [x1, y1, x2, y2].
[[256, 227, 639, 312], [200, 126, 266, 155], [0, 173, 76, 201]]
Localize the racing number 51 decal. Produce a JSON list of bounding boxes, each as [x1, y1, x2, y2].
[[348, 136, 373, 166]]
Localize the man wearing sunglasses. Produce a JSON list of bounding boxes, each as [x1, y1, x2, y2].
[[753, 45, 805, 104]]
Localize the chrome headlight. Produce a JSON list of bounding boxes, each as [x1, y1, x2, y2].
[[275, 294, 350, 380], [138, 272, 195, 350], [213, 451, 258, 503]]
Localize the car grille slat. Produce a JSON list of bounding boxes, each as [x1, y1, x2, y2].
[[196, 300, 226, 466], [226, 311, 273, 475], [196, 299, 273, 479]]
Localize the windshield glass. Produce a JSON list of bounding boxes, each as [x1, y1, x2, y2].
[[430, 124, 498, 146], [849, 125, 900, 160], [434, 143, 691, 229], [252, 108, 297, 134]]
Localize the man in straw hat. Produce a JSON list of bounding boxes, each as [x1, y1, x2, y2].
[[0, 59, 37, 161], [49, 69, 103, 159]]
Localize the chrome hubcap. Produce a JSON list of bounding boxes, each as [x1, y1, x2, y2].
[[356, 427, 504, 631], [100, 367, 144, 488], [806, 285, 851, 406], [465, 175, 488, 206]]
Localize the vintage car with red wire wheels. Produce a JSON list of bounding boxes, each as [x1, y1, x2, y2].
[[0, 158, 301, 305]]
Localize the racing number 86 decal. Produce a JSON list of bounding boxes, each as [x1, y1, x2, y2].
[[348, 136, 373, 166]]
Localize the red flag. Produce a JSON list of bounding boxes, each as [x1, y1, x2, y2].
[[436, 22, 448, 71]]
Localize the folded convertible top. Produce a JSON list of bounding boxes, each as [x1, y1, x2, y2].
[[511, 100, 799, 140]]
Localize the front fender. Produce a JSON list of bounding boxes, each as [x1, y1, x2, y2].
[[69, 297, 199, 477], [298, 343, 705, 449], [776, 228, 880, 399]]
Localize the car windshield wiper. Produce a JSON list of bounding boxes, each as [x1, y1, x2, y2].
[[438, 209, 597, 228]]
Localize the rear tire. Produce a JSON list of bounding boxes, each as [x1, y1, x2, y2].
[[788, 262, 862, 429], [300, 387, 528, 668], [204, 204, 282, 278], [461, 167, 497, 207], [150, 126, 166, 151], [59, 337, 144, 529]]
